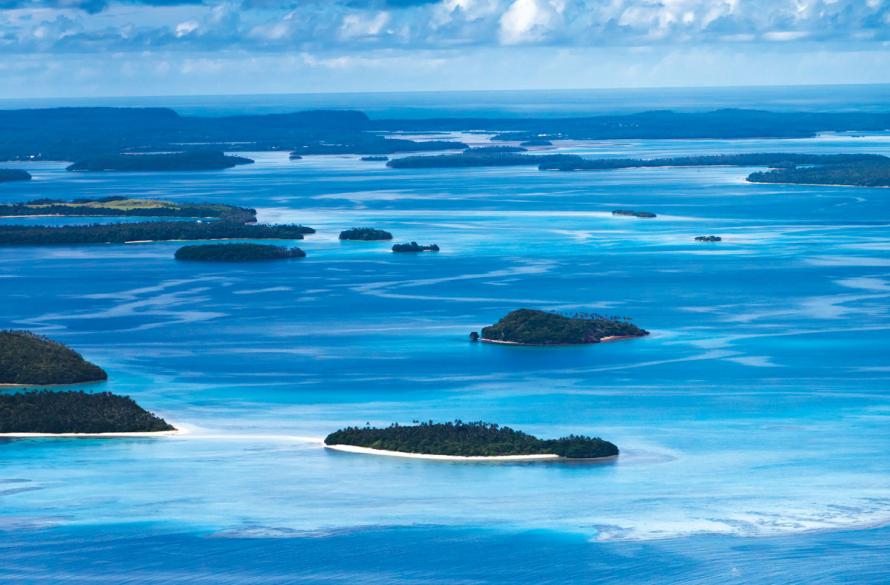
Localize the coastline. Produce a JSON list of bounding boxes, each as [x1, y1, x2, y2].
[[0, 424, 186, 439], [325, 444, 617, 462], [480, 334, 641, 346]]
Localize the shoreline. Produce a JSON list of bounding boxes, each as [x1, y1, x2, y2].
[[0, 423, 186, 439], [480, 334, 642, 346], [325, 444, 617, 462]]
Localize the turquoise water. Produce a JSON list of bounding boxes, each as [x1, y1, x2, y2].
[[1, 131, 889, 581]]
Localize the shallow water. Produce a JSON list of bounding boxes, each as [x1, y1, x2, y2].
[[1, 131, 889, 581]]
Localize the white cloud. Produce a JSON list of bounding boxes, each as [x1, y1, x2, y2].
[[499, 0, 564, 44]]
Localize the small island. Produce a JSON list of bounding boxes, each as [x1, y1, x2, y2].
[[324, 421, 618, 461], [0, 330, 107, 385], [339, 227, 393, 241], [392, 242, 439, 253], [747, 158, 890, 187], [0, 169, 31, 183], [66, 151, 253, 172], [695, 235, 722, 242], [0, 390, 174, 434], [360, 156, 389, 162], [476, 309, 648, 345], [175, 243, 305, 262], [519, 139, 553, 147], [612, 209, 657, 218], [289, 154, 303, 160]]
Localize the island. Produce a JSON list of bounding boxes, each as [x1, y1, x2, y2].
[[695, 235, 722, 242], [538, 153, 886, 171], [289, 154, 303, 160], [0, 330, 107, 385], [0, 221, 314, 246], [0, 197, 256, 223], [747, 158, 890, 187], [463, 146, 527, 154], [387, 152, 575, 169], [392, 242, 439, 253], [0, 169, 31, 183], [67, 151, 254, 172], [612, 209, 657, 218], [324, 421, 619, 460], [339, 227, 393, 241], [519, 139, 553, 147], [476, 309, 648, 345], [175, 243, 305, 262], [0, 390, 174, 434], [360, 156, 389, 162]]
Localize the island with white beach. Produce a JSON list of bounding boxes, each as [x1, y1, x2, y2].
[[324, 421, 619, 461], [471, 309, 648, 346]]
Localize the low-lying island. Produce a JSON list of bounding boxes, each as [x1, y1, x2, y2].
[[324, 421, 618, 461]]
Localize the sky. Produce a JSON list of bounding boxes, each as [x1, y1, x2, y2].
[[1, 0, 889, 97]]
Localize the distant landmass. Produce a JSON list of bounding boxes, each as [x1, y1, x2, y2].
[[695, 235, 722, 242], [67, 151, 253, 172], [0, 330, 107, 385], [0, 221, 313, 245], [612, 209, 657, 218], [360, 156, 389, 162], [339, 227, 393, 241], [0, 169, 31, 183], [325, 421, 619, 459], [392, 242, 439, 253], [387, 151, 574, 169], [4, 107, 888, 163], [0, 197, 256, 223], [0, 390, 174, 434], [175, 243, 305, 261], [477, 309, 648, 345]]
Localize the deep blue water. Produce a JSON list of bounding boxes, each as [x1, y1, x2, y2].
[[0, 124, 889, 582]]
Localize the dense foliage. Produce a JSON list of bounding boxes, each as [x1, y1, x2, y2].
[[0, 197, 256, 223], [612, 209, 656, 218], [360, 156, 389, 161], [0, 390, 173, 433], [67, 151, 253, 172], [0, 331, 107, 385], [695, 235, 722, 242], [175, 243, 305, 261], [325, 421, 618, 459], [519, 139, 553, 147], [339, 228, 393, 241], [387, 152, 575, 168], [392, 242, 439, 253], [480, 309, 648, 345], [747, 159, 890, 187], [0, 221, 313, 245], [0, 169, 31, 182]]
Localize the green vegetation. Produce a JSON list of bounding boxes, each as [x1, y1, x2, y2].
[[520, 139, 552, 147], [538, 153, 886, 171], [67, 151, 253, 172], [289, 154, 303, 160], [175, 243, 305, 261], [360, 156, 389, 161], [747, 159, 890, 187], [612, 209, 657, 218], [0, 169, 31, 183], [0, 331, 107, 385], [0, 390, 174, 434], [0, 221, 313, 246], [695, 235, 722, 242], [479, 309, 648, 345], [392, 242, 439, 253], [0, 197, 256, 223], [325, 421, 618, 459], [339, 227, 393, 241], [387, 152, 575, 169]]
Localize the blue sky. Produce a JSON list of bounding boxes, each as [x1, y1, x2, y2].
[[1, 0, 889, 97]]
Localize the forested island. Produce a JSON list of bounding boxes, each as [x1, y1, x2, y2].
[[612, 209, 657, 218], [325, 421, 619, 460], [2, 107, 890, 162], [0, 330, 107, 385], [67, 151, 253, 172], [476, 309, 648, 345], [392, 242, 439, 253], [360, 156, 389, 162], [339, 227, 393, 241], [387, 151, 575, 169], [175, 243, 305, 261], [695, 235, 722, 242], [520, 139, 553, 147], [0, 390, 174, 434], [538, 153, 887, 171], [0, 197, 256, 223], [747, 158, 890, 187], [0, 221, 314, 245], [0, 169, 31, 183]]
